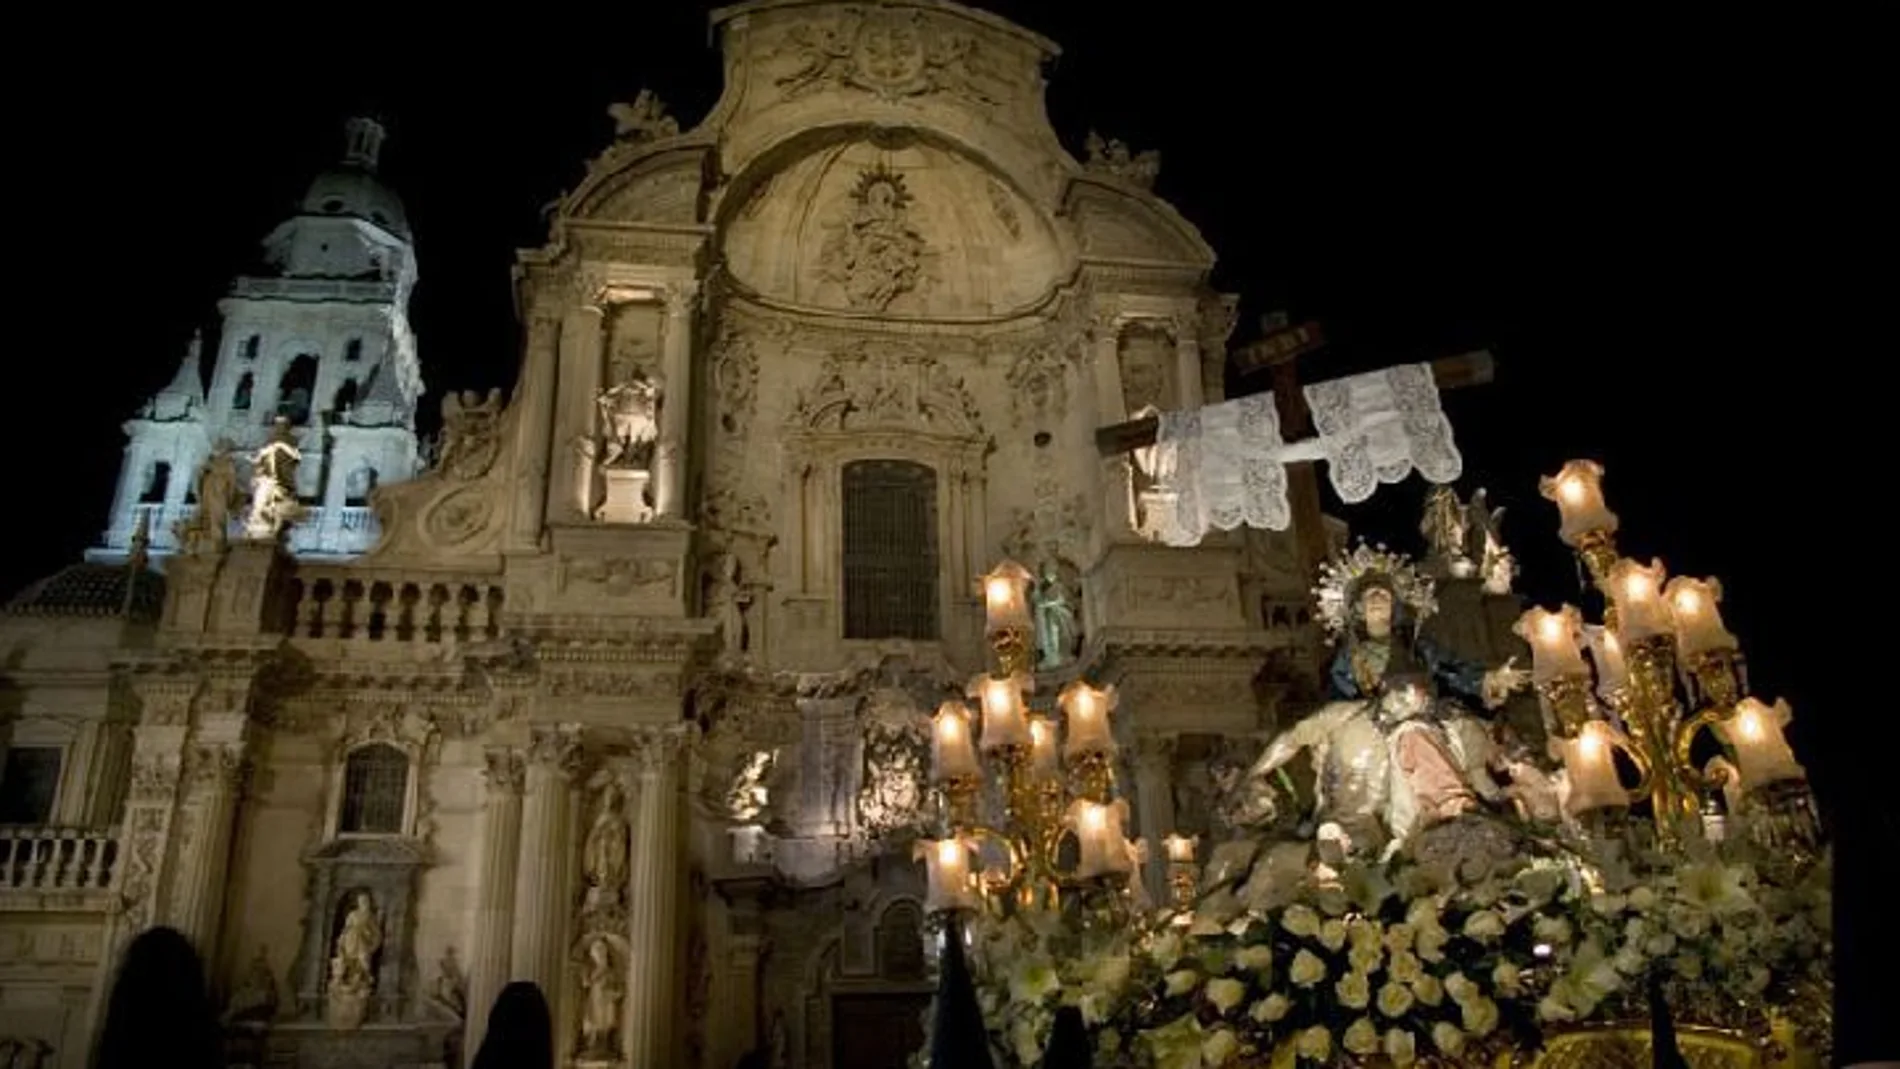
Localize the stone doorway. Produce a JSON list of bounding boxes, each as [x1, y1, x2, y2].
[[830, 992, 930, 1069]]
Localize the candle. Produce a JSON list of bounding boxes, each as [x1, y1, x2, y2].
[[1515, 605, 1589, 684], [969, 674, 1030, 751], [1583, 625, 1628, 697], [1664, 576, 1739, 660], [1059, 680, 1118, 757], [1607, 558, 1673, 642], [914, 837, 980, 913], [978, 560, 1034, 634], [1718, 697, 1805, 791], [1028, 717, 1060, 778], [1554, 721, 1633, 815], [1068, 798, 1134, 879], [931, 701, 981, 781], [1163, 833, 1198, 864], [1538, 459, 1620, 546]]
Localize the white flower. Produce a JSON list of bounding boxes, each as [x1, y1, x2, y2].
[[1406, 897, 1442, 929], [1092, 953, 1133, 992], [1348, 939, 1384, 973], [1289, 949, 1327, 987], [1204, 977, 1247, 1015], [1678, 862, 1754, 914], [1674, 952, 1704, 980], [1149, 931, 1186, 969], [1233, 943, 1273, 974], [1343, 1017, 1381, 1055], [1668, 905, 1710, 940], [1532, 915, 1573, 947], [1629, 885, 1659, 911], [1384, 1027, 1418, 1067], [1490, 961, 1523, 996], [1462, 996, 1500, 1037], [1282, 903, 1322, 938], [1411, 972, 1445, 1007], [1443, 971, 1478, 1005], [1384, 922, 1417, 952], [1416, 925, 1449, 963], [1591, 892, 1627, 916], [1377, 981, 1416, 1018], [1389, 951, 1424, 984], [1645, 932, 1678, 957], [1250, 994, 1291, 1023], [1319, 919, 1349, 951], [1010, 1018, 1042, 1065], [1335, 970, 1372, 1010], [1538, 994, 1578, 1022], [1202, 1027, 1240, 1066], [1008, 960, 1061, 1005], [1612, 943, 1647, 975], [1462, 910, 1506, 942], [1432, 1021, 1467, 1056], [1295, 1024, 1332, 1062], [1165, 969, 1199, 996]]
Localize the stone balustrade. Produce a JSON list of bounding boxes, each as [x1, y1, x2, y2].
[[0, 827, 118, 892], [287, 566, 506, 644]]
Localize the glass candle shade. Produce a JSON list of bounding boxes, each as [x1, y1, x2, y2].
[[1539, 459, 1619, 546], [1555, 721, 1635, 815], [1068, 798, 1134, 879], [1059, 680, 1118, 758], [1718, 697, 1806, 791], [1664, 576, 1739, 661], [915, 837, 980, 913], [1163, 833, 1198, 864], [1607, 558, 1674, 642], [969, 673, 1031, 751], [978, 559, 1034, 634], [931, 701, 981, 781], [1027, 717, 1060, 778], [1516, 604, 1589, 684], [1583, 625, 1629, 697]]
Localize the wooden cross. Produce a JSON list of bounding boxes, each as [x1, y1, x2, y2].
[[1094, 315, 1496, 581]]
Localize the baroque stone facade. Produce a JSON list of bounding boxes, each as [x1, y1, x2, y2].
[[0, 3, 1438, 1067]]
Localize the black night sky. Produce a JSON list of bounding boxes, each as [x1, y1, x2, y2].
[[10, 3, 1891, 1055]]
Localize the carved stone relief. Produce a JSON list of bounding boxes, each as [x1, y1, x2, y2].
[[818, 166, 927, 311], [1083, 130, 1162, 189], [853, 688, 930, 842], [422, 487, 494, 547], [559, 557, 679, 600], [769, 7, 1014, 106], [1117, 321, 1176, 414], [436, 390, 505, 481], [709, 325, 761, 436], [1004, 340, 1070, 427], [786, 339, 983, 437]]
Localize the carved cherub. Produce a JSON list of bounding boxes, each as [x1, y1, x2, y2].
[[608, 90, 679, 142]]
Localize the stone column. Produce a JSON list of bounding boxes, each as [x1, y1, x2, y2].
[[624, 725, 693, 1067], [510, 725, 583, 993], [509, 310, 563, 550], [710, 876, 774, 1069], [1174, 326, 1205, 410], [1132, 734, 1177, 905], [464, 747, 525, 1060], [656, 285, 697, 521], [555, 304, 606, 523], [167, 741, 248, 958]]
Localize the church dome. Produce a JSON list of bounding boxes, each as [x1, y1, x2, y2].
[[298, 118, 410, 239]]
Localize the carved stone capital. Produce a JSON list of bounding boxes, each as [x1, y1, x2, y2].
[[527, 723, 588, 779], [664, 284, 698, 318], [185, 742, 249, 795], [129, 752, 183, 803], [483, 747, 527, 795], [1132, 733, 1177, 770], [629, 723, 698, 779]]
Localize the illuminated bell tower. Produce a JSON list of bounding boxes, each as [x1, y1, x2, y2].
[[91, 117, 425, 563]]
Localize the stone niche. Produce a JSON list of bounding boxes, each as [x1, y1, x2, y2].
[[290, 837, 432, 1025]]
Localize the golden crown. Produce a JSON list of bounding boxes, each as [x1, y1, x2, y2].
[[1313, 542, 1437, 644]]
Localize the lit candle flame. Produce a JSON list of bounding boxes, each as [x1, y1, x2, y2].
[[1080, 803, 1105, 834], [1737, 706, 1765, 743], [1579, 724, 1606, 761], [936, 839, 961, 866], [1559, 477, 1587, 505]]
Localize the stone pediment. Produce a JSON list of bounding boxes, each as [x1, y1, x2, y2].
[[1063, 177, 1215, 270], [566, 142, 714, 225], [304, 836, 433, 866]]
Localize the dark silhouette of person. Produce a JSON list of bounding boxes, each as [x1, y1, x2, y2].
[[1043, 1004, 1092, 1069], [470, 981, 554, 1069], [927, 916, 995, 1069], [93, 926, 222, 1069]]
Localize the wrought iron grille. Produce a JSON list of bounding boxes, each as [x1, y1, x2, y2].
[[339, 744, 409, 835], [842, 460, 939, 640]]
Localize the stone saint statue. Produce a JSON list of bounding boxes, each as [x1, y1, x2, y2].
[[595, 372, 662, 469], [1031, 562, 1078, 669], [177, 440, 240, 553], [709, 554, 749, 659], [1242, 545, 1530, 859], [427, 946, 467, 1020], [244, 418, 304, 539], [582, 782, 629, 903], [578, 938, 624, 1059], [329, 892, 382, 994]]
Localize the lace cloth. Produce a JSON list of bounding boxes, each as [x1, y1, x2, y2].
[[1141, 363, 1461, 545]]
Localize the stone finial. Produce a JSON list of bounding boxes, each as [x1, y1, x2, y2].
[[343, 117, 386, 171], [607, 90, 680, 143], [1083, 129, 1161, 189]]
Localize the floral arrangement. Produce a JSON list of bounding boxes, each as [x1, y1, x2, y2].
[[956, 831, 1831, 1067]]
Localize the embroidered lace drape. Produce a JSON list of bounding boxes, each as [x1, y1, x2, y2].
[[1139, 363, 1461, 546]]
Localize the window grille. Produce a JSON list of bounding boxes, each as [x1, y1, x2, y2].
[[338, 744, 409, 835], [842, 460, 939, 640], [0, 747, 61, 825], [875, 901, 926, 980]]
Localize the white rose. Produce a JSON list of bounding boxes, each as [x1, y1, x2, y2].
[[1348, 939, 1384, 973], [1384, 922, 1417, 952], [1282, 903, 1322, 938], [1416, 925, 1449, 963], [1613, 944, 1647, 975], [1295, 1024, 1332, 1062], [1377, 981, 1416, 1018], [1389, 951, 1424, 984], [1629, 886, 1659, 911], [1384, 1027, 1419, 1067], [1334, 970, 1372, 1010], [1250, 994, 1292, 1023], [1538, 994, 1578, 1022], [1202, 1027, 1240, 1066], [1490, 961, 1523, 996], [1462, 996, 1500, 1037], [1290, 948, 1327, 987], [1532, 915, 1573, 947], [1165, 969, 1199, 996], [1204, 977, 1248, 1015], [1462, 910, 1507, 942], [1431, 1021, 1467, 1056], [1343, 1017, 1381, 1055], [1443, 971, 1477, 1005], [1411, 972, 1445, 1006], [1234, 943, 1274, 974], [1645, 932, 1678, 957], [1406, 897, 1442, 928], [1149, 931, 1185, 969], [1319, 919, 1350, 951]]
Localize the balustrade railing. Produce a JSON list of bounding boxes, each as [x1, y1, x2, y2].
[[0, 827, 118, 893], [287, 566, 506, 644]]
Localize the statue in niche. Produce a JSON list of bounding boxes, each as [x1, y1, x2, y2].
[[437, 388, 505, 480], [177, 439, 240, 553], [326, 891, 382, 1029], [577, 937, 624, 1060], [582, 782, 629, 913], [594, 369, 662, 469], [820, 166, 925, 310], [427, 946, 467, 1020], [1031, 561, 1080, 669], [856, 692, 929, 840], [244, 417, 303, 539], [707, 553, 752, 660], [222, 947, 279, 1024]]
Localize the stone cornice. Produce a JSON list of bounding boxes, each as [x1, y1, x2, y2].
[[1088, 626, 1287, 661]]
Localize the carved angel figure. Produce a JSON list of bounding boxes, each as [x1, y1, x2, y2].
[[578, 938, 624, 1058], [437, 388, 504, 480], [177, 440, 240, 553], [595, 373, 662, 469], [328, 892, 382, 994], [583, 782, 630, 898], [244, 419, 303, 539], [1083, 130, 1161, 188], [608, 89, 679, 142]]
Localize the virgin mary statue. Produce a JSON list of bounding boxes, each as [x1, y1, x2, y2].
[[1243, 544, 1530, 859]]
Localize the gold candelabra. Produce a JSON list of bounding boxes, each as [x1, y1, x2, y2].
[[1525, 462, 1816, 849], [915, 561, 1185, 919]]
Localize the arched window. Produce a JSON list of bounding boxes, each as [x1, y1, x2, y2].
[[875, 901, 926, 980], [277, 354, 319, 424], [242, 335, 260, 360], [233, 373, 254, 411], [338, 743, 409, 835], [842, 460, 939, 640], [139, 461, 171, 504], [344, 339, 363, 362]]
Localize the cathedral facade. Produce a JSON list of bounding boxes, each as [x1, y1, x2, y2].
[[0, 3, 1338, 1066]]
